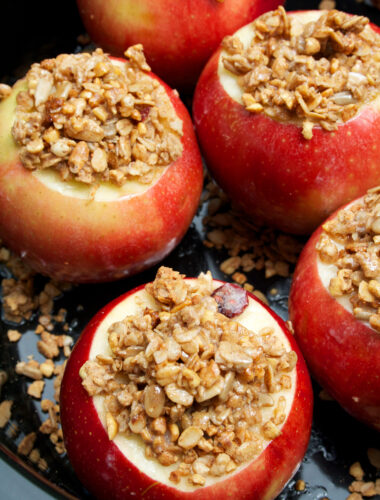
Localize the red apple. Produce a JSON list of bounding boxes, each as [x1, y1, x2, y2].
[[289, 194, 380, 431], [193, 9, 380, 235], [76, 0, 284, 92], [0, 57, 203, 283], [60, 272, 313, 500]]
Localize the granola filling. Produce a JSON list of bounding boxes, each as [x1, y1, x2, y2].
[[317, 187, 380, 332], [220, 7, 380, 139], [11, 46, 183, 187], [80, 267, 297, 489]]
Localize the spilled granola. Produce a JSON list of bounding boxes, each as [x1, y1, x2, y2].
[[202, 181, 303, 289], [317, 187, 380, 332], [221, 7, 380, 139], [80, 266, 297, 487], [11, 46, 183, 186]]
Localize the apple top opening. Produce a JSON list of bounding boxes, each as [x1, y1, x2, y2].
[[218, 7, 380, 140], [317, 187, 380, 333], [80, 266, 297, 492], [3, 47, 183, 201]]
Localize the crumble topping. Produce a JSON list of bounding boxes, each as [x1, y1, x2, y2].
[[11, 46, 183, 186], [221, 7, 380, 139], [317, 187, 380, 332], [80, 266, 297, 487]]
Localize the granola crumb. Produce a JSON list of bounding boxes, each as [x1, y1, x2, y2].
[[319, 0, 336, 9], [17, 432, 37, 456], [350, 462, 365, 481], [27, 380, 45, 399], [7, 329, 22, 342], [0, 400, 13, 428], [295, 479, 306, 491]]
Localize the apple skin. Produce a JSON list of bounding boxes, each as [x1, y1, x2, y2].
[[0, 59, 203, 283], [289, 201, 380, 431], [60, 280, 313, 500], [192, 14, 380, 235], [76, 0, 284, 92]]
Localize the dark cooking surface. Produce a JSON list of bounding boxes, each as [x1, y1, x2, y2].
[[1, 0, 380, 499]]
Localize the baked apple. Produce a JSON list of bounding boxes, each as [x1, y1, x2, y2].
[[60, 266, 313, 500], [193, 7, 380, 234], [0, 46, 203, 283], [289, 187, 380, 431], [75, 0, 285, 92]]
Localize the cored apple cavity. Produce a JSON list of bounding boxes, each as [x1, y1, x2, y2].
[[218, 8, 380, 139], [4, 48, 183, 202], [80, 268, 297, 491]]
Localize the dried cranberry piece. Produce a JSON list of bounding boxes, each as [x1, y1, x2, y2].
[[211, 283, 249, 318]]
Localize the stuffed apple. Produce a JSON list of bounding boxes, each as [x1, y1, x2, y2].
[[193, 7, 380, 234], [289, 187, 380, 431], [60, 266, 313, 499], [0, 47, 203, 282]]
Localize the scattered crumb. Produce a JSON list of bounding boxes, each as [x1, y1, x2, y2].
[[350, 462, 365, 481], [28, 448, 41, 464], [7, 329, 22, 342], [0, 400, 13, 428], [319, 0, 336, 9], [17, 432, 37, 456], [295, 479, 306, 491], [27, 380, 45, 399]]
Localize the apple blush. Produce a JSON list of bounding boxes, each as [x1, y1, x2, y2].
[[193, 7, 380, 235], [76, 0, 285, 92], [0, 46, 203, 283], [289, 187, 380, 431], [60, 266, 313, 500]]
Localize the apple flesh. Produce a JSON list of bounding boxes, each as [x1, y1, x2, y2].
[[0, 59, 203, 283], [76, 0, 284, 92], [60, 276, 313, 500], [289, 197, 380, 431], [193, 10, 380, 235]]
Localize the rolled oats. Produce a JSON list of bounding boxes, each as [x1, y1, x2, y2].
[[12, 47, 183, 187], [222, 7, 380, 139], [80, 266, 296, 487]]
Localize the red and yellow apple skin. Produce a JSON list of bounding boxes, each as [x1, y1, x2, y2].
[[0, 60, 203, 283], [76, 0, 284, 92], [289, 203, 380, 431], [60, 280, 313, 500], [193, 14, 380, 235]]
